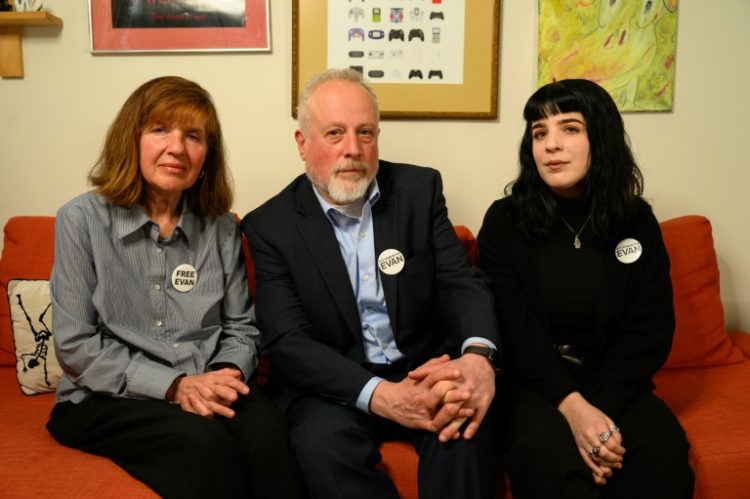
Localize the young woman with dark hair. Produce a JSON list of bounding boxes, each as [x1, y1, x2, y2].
[[478, 79, 693, 498]]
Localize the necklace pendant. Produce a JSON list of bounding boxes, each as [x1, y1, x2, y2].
[[560, 213, 591, 250]]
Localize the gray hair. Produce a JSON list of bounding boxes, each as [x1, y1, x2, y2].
[[296, 68, 380, 131]]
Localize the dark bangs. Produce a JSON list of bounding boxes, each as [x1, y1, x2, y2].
[[523, 81, 585, 123]]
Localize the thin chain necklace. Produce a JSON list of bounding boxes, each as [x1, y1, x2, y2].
[[559, 213, 592, 249]]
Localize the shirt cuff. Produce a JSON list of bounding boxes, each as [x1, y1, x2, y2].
[[356, 376, 385, 414], [209, 348, 257, 381], [127, 362, 183, 400], [461, 337, 497, 353]]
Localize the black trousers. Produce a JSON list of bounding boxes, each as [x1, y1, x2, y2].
[[284, 390, 497, 499], [47, 381, 305, 499], [499, 383, 694, 499]]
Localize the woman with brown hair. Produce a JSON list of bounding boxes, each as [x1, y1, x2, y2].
[[46, 76, 304, 499]]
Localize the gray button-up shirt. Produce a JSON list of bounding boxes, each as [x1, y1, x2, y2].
[[51, 192, 259, 404]]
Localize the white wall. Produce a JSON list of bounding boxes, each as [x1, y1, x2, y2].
[[1, 1, 749, 330]]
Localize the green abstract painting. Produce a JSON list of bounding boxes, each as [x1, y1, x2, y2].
[[538, 0, 679, 112]]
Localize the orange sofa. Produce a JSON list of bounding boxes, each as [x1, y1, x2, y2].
[[1, 215, 749, 498]]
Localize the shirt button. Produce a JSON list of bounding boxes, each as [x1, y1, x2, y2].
[[173, 343, 179, 348], [154, 284, 161, 290], [359, 232, 366, 239], [156, 247, 163, 254], [362, 274, 370, 282], [156, 319, 163, 327]]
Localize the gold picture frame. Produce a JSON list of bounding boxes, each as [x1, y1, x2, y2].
[[292, 0, 501, 120]]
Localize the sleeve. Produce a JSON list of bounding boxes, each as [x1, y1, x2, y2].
[[242, 214, 375, 407], [584, 208, 675, 419], [429, 171, 502, 351], [206, 215, 260, 380], [50, 202, 182, 400], [477, 200, 578, 401]]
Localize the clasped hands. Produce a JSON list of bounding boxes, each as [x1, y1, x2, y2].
[[166, 367, 249, 419], [370, 353, 496, 443], [558, 391, 626, 486]]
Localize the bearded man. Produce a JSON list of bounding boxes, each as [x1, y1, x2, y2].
[[241, 68, 501, 499]]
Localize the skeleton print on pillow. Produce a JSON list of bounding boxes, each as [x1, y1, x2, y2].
[[7, 280, 62, 395]]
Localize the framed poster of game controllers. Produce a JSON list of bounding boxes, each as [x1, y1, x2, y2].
[[88, 0, 270, 53], [292, 0, 500, 119]]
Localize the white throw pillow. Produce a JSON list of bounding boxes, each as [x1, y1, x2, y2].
[[7, 279, 61, 395]]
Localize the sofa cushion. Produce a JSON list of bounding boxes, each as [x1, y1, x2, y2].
[[7, 279, 62, 394], [240, 233, 257, 298], [660, 216, 743, 368], [654, 360, 750, 498], [0, 217, 56, 367], [728, 331, 750, 358], [0, 368, 157, 497], [454, 225, 478, 264], [378, 441, 419, 498]]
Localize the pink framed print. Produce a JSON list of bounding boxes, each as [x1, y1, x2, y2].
[[89, 0, 270, 53]]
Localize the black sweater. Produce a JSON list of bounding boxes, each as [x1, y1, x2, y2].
[[477, 197, 675, 419]]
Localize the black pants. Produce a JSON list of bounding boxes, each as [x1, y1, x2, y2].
[[284, 393, 497, 499], [47, 381, 305, 499], [499, 383, 694, 499]]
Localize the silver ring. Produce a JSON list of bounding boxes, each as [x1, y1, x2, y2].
[[591, 446, 601, 456], [599, 431, 611, 442], [609, 425, 620, 434]]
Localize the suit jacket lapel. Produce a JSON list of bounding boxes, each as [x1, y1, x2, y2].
[[372, 170, 400, 330], [294, 180, 363, 341]]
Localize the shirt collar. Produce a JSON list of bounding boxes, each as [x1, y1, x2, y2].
[[115, 203, 151, 240], [115, 199, 200, 245]]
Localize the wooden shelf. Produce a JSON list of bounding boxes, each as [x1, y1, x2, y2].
[[0, 11, 62, 78]]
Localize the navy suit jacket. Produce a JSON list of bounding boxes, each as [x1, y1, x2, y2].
[[241, 161, 500, 412]]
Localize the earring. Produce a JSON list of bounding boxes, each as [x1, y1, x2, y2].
[[199, 169, 205, 178]]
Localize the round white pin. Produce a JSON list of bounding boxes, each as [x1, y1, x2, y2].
[[377, 249, 405, 276], [615, 238, 642, 264], [171, 264, 198, 292]]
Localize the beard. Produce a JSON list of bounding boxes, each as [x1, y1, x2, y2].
[[308, 159, 374, 204]]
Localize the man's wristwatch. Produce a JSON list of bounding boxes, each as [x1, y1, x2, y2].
[[464, 345, 501, 374]]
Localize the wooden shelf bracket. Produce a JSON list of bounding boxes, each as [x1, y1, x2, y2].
[[0, 11, 62, 78]]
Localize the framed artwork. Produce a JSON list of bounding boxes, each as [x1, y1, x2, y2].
[[292, 0, 501, 120], [89, 0, 271, 53], [538, 0, 679, 112]]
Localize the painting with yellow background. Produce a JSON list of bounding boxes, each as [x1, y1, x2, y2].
[[538, 0, 679, 112]]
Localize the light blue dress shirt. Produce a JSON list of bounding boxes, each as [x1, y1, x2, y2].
[[313, 182, 496, 413], [313, 182, 403, 412]]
